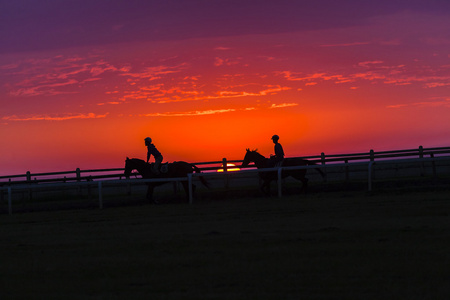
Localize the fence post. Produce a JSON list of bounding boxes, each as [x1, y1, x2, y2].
[[87, 183, 92, 200], [430, 153, 437, 177], [321, 152, 327, 183], [419, 145, 425, 176], [278, 167, 282, 198], [8, 187, 12, 215], [222, 158, 229, 189], [98, 181, 103, 209], [345, 159, 349, 182], [76, 168, 82, 196], [26, 171, 32, 201], [76, 168, 81, 181], [188, 174, 193, 204], [222, 158, 228, 172], [370, 149, 374, 161], [368, 161, 375, 192]]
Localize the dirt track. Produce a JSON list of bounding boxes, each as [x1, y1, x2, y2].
[[1, 189, 450, 299]]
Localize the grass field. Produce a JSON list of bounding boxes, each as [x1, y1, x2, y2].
[[1, 186, 450, 299]]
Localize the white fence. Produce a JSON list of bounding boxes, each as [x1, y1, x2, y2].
[[2, 145, 450, 184], [2, 155, 450, 214], [1, 177, 189, 215]]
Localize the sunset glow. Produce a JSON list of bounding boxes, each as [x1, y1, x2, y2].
[[1, 1, 449, 175], [217, 164, 241, 173]]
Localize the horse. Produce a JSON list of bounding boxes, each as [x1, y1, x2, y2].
[[124, 157, 209, 204], [241, 149, 325, 195]]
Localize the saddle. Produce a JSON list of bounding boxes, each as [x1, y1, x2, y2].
[[269, 156, 283, 168], [149, 162, 169, 174]]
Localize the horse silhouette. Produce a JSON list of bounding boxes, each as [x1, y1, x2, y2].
[[124, 157, 208, 204], [241, 149, 324, 195]]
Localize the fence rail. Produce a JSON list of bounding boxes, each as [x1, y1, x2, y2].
[[2, 155, 450, 214], [2, 145, 449, 184], [1, 145, 450, 214], [1, 177, 190, 215]]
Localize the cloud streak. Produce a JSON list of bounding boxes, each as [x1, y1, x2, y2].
[[279, 61, 450, 88], [139, 101, 298, 118], [4, 55, 121, 97], [387, 97, 450, 109], [141, 109, 237, 117], [269, 103, 299, 109], [3, 113, 108, 122], [320, 41, 370, 47], [119, 64, 186, 80], [118, 81, 292, 104]]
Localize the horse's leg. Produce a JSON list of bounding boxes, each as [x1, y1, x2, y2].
[[181, 181, 195, 202], [289, 170, 308, 194], [300, 177, 308, 193], [260, 179, 271, 196], [146, 184, 154, 201], [294, 170, 309, 193], [258, 176, 265, 194]]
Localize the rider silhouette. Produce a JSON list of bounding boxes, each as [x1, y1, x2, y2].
[[145, 137, 163, 175], [270, 134, 284, 167]]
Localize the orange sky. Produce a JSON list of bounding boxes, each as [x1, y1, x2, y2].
[[1, 1, 450, 175]]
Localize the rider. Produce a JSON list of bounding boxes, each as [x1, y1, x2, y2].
[[270, 134, 284, 167], [145, 137, 163, 175]]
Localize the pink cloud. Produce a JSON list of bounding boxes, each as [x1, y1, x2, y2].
[[214, 47, 231, 50], [424, 82, 450, 88], [269, 103, 299, 109], [119, 64, 186, 80], [9, 79, 79, 97], [320, 41, 370, 47], [214, 57, 241, 67], [142, 109, 236, 117], [5, 55, 123, 97], [387, 98, 450, 108], [358, 61, 384, 68], [278, 62, 450, 89], [0, 63, 19, 70], [140, 101, 298, 118], [2, 113, 108, 121]]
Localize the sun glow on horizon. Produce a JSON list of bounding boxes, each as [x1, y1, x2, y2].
[[217, 163, 241, 172]]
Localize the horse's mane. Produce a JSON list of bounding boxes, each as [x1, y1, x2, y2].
[[127, 157, 145, 163], [247, 149, 267, 160]]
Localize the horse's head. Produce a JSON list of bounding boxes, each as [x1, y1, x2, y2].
[[124, 157, 147, 178], [242, 148, 260, 167], [124, 157, 133, 178]]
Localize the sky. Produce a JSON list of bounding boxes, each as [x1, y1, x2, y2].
[[1, 0, 449, 175]]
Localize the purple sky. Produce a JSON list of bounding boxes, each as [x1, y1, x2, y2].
[[3, 0, 449, 53]]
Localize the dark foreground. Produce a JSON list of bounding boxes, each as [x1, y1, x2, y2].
[[1, 189, 450, 299]]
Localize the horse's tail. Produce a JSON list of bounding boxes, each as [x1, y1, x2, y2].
[[191, 164, 210, 188], [307, 160, 326, 179]]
